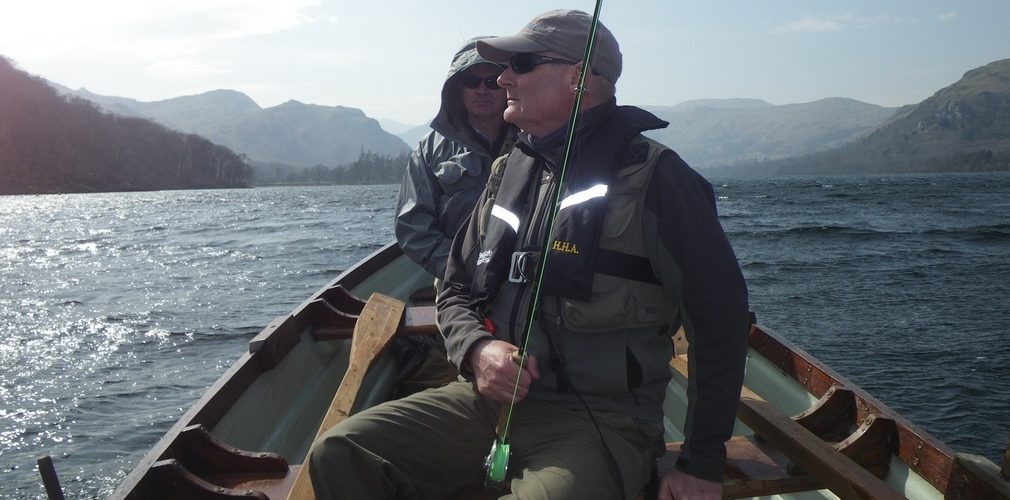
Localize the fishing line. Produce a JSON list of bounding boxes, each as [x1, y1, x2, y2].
[[484, 0, 605, 487]]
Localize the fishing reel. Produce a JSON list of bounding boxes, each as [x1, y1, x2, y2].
[[482, 438, 510, 489]]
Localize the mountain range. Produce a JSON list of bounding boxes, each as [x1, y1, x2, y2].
[[56, 86, 410, 169], [718, 58, 1010, 175], [46, 57, 1010, 177], [643, 97, 898, 169], [55, 85, 904, 175]]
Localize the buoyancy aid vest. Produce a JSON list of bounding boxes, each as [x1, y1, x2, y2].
[[474, 107, 676, 333], [542, 135, 676, 333]]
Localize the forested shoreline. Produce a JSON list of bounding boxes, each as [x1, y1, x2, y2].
[[253, 150, 411, 186], [0, 57, 253, 195]]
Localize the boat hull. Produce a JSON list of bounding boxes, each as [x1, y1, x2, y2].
[[109, 242, 1010, 499]]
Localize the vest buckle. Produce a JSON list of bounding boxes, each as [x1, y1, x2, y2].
[[508, 251, 538, 284]]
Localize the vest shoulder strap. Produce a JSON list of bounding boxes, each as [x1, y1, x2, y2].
[[478, 153, 510, 238], [601, 135, 667, 284]]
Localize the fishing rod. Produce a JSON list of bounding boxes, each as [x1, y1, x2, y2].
[[483, 0, 606, 488]]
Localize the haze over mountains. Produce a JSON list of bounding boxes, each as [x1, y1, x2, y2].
[[36, 56, 1010, 179]]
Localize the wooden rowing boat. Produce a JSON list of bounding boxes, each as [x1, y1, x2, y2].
[[96, 241, 1008, 499]]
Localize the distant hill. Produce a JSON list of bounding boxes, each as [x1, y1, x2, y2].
[[377, 118, 417, 134], [0, 57, 252, 195], [396, 124, 433, 147], [60, 88, 411, 169], [720, 58, 1010, 175], [375, 117, 430, 148], [643, 98, 898, 169]]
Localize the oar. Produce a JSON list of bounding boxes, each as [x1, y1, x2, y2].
[[286, 292, 406, 500]]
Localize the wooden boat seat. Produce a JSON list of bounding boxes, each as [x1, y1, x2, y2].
[[657, 437, 821, 498]]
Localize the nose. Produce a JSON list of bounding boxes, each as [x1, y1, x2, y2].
[[497, 68, 516, 89]]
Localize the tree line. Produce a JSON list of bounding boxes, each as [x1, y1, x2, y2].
[[256, 149, 412, 185], [0, 56, 253, 195]]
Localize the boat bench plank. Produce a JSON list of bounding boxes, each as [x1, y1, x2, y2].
[[659, 437, 821, 498], [312, 305, 437, 341]]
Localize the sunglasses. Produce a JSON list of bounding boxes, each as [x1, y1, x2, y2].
[[459, 73, 501, 90], [508, 53, 577, 74]]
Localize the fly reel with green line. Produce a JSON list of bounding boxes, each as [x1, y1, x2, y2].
[[482, 438, 511, 488]]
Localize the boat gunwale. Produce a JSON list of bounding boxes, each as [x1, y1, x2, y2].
[[749, 322, 1005, 498]]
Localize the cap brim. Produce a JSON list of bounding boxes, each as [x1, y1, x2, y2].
[[476, 36, 551, 62]]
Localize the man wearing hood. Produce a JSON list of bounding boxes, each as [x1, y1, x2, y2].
[[395, 38, 518, 284], [390, 38, 519, 395]]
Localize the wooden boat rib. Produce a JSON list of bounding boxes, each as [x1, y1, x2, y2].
[[101, 241, 1010, 499]]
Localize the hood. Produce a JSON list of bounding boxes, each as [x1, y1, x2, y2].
[[430, 37, 506, 143]]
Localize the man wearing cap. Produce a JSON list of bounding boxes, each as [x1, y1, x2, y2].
[[391, 38, 518, 396], [308, 9, 748, 500]]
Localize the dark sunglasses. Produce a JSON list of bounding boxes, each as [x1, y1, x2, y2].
[[458, 73, 501, 90], [508, 53, 577, 74]]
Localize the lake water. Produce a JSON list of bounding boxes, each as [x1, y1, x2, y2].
[[1, 174, 1009, 498]]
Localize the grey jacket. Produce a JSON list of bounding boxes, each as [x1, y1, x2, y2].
[[394, 39, 517, 278]]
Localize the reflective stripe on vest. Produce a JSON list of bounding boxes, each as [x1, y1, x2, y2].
[[490, 204, 520, 234], [559, 184, 608, 211]]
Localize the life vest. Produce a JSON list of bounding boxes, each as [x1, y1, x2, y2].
[[474, 107, 677, 333], [543, 135, 676, 333]]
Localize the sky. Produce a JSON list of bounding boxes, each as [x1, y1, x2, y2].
[[3, 0, 1010, 127]]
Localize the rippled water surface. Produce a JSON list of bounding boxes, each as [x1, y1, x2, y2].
[[1, 176, 1008, 498]]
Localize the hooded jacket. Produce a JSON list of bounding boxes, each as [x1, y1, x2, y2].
[[394, 39, 518, 279]]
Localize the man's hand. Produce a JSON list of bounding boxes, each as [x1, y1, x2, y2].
[[658, 468, 722, 500], [467, 339, 540, 402]]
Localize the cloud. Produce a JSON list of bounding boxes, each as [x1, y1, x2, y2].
[[936, 12, 958, 22], [0, 0, 328, 59], [771, 14, 908, 34], [772, 16, 844, 33]]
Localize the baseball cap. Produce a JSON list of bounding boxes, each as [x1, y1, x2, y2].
[[475, 9, 622, 83]]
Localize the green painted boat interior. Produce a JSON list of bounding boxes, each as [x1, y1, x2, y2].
[[207, 248, 948, 498], [210, 251, 432, 463]]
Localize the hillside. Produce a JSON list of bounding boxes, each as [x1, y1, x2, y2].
[[0, 57, 252, 195], [62, 88, 410, 168], [724, 58, 1010, 175], [644, 98, 898, 169]]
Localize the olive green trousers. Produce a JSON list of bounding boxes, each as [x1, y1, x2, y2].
[[307, 381, 659, 500]]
